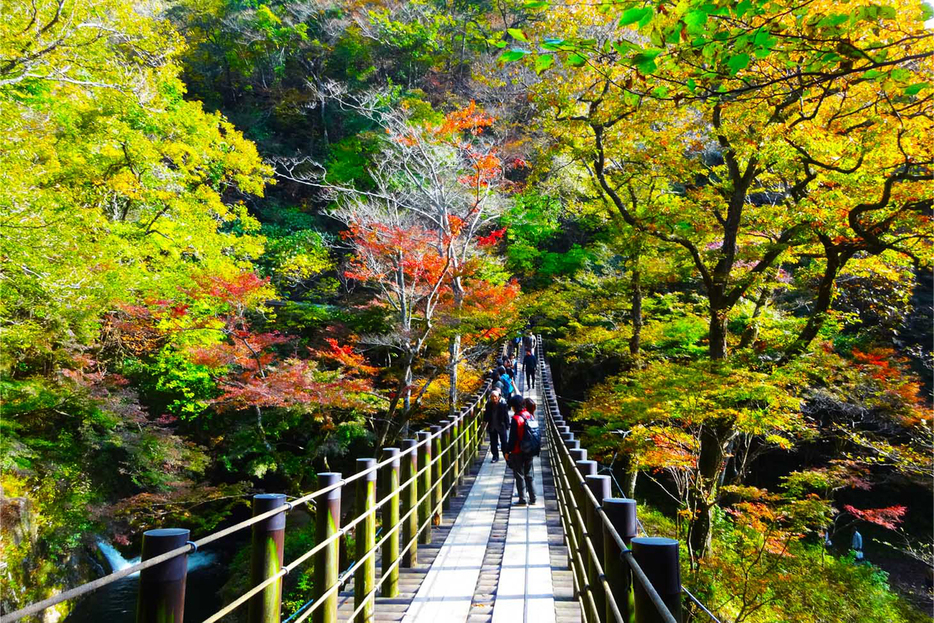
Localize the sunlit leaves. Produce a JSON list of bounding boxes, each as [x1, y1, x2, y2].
[[534, 54, 555, 74]]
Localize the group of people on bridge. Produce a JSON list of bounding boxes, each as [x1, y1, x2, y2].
[[484, 331, 540, 506]]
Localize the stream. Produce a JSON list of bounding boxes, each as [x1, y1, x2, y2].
[[65, 541, 229, 622]]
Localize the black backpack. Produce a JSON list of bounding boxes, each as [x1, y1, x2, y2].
[[519, 414, 541, 456]]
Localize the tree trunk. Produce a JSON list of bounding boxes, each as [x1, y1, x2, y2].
[[783, 246, 848, 362], [687, 422, 734, 562], [447, 333, 461, 414], [629, 266, 643, 358], [622, 463, 638, 499], [708, 304, 729, 360], [739, 288, 771, 349]]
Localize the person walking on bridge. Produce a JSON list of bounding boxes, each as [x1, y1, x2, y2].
[[484, 389, 509, 463], [522, 348, 537, 390], [505, 395, 538, 506]]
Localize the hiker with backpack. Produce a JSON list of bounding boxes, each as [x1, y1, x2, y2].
[[497, 365, 516, 398], [504, 395, 540, 506], [484, 389, 509, 463], [491, 370, 508, 397]]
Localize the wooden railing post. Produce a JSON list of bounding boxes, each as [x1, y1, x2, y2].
[[354, 459, 377, 623], [430, 425, 443, 523], [248, 494, 286, 623], [380, 448, 401, 597], [401, 439, 418, 567], [462, 410, 472, 469], [136, 528, 189, 623], [586, 475, 612, 622], [454, 415, 464, 490], [417, 431, 433, 544], [604, 498, 638, 623], [313, 472, 342, 623], [440, 421, 453, 510], [632, 537, 682, 623]]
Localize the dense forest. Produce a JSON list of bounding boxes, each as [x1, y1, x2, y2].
[[1, 0, 932, 621]]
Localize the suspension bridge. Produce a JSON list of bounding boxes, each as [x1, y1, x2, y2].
[[3, 338, 697, 623]]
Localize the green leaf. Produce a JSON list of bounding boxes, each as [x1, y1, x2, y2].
[[817, 14, 849, 28], [507, 28, 528, 42], [904, 82, 930, 96], [686, 78, 697, 93], [619, 6, 653, 26], [683, 10, 708, 31], [567, 53, 587, 67], [878, 6, 896, 19], [727, 53, 750, 74], [542, 38, 566, 51], [919, 3, 934, 22], [629, 47, 662, 74], [523, 0, 549, 8], [612, 40, 638, 55], [534, 54, 555, 74], [493, 40, 508, 49], [501, 49, 529, 62], [753, 29, 776, 50]]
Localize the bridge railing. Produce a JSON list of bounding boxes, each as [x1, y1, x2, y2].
[[536, 335, 682, 623], [3, 360, 497, 623]]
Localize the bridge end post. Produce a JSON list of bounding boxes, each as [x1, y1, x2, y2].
[[631, 537, 682, 623], [313, 472, 342, 623], [248, 494, 287, 623], [355, 459, 377, 623], [136, 528, 189, 623], [380, 448, 401, 597]]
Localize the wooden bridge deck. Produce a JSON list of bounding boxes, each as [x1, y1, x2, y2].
[[337, 366, 580, 623]]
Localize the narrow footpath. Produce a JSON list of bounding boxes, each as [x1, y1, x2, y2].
[[402, 356, 580, 623]]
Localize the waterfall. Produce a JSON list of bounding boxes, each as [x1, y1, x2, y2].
[[97, 540, 135, 574], [96, 540, 217, 576]]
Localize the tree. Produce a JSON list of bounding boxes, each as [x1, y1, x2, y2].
[[525, 0, 932, 557], [279, 93, 513, 439]]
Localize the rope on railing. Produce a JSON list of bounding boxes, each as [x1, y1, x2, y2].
[[1, 360, 496, 623]]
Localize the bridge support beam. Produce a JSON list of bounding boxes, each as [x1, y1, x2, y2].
[[248, 494, 286, 623], [380, 448, 401, 597]]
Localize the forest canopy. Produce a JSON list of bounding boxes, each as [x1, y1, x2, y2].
[[0, 0, 931, 621]]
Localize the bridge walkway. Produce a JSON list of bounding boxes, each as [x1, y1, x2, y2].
[[381, 362, 580, 623]]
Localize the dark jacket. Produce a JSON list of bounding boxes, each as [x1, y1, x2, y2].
[[484, 399, 509, 433], [507, 409, 533, 454], [522, 334, 534, 351], [523, 352, 537, 370]]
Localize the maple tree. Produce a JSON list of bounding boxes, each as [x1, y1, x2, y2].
[[279, 94, 516, 439], [522, 0, 933, 558]]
